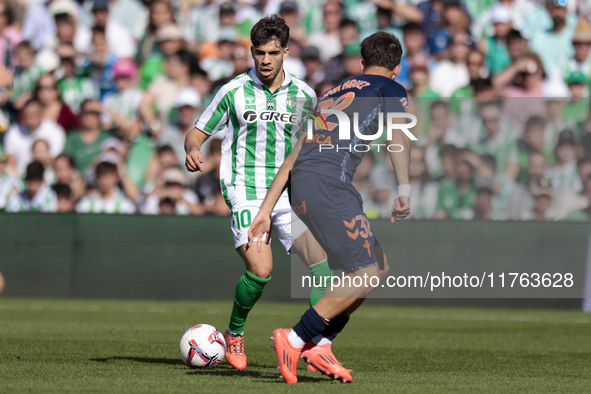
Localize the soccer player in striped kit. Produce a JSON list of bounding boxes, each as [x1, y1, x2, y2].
[[184, 15, 337, 371]]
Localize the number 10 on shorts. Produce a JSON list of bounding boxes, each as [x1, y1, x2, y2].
[[233, 209, 252, 229]]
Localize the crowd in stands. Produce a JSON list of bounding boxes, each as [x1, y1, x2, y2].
[[0, 0, 591, 221]]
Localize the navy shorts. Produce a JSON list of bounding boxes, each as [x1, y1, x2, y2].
[[290, 173, 380, 272]]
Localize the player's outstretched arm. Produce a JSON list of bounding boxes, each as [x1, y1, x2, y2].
[[388, 122, 411, 223], [184, 127, 210, 172], [248, 133, 306, 251]]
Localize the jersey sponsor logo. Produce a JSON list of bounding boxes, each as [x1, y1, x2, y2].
[[242, 109, 298, 124], [245, 96, 255, 105]]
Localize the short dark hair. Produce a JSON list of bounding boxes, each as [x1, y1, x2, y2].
[[92, 26, 106, 36], [56, 153, 76, 169], [25, 161, 45, 181], [506, 29, 524, 43], [250, 14, 290, 49], [439, 144, 458, 159], [52, 183, 72, 199], [430, 100, 448, 112], [17, 40, 34, 53], [23, 98, 42, 110], [360, 32, 402, 71], [95, 161, 118, 177], [167, 49, 198, 68], [401, 21, 423, 34], [157, 145, 175, 156], [339, 18, 358, 31], [472, 78, 493, 93]]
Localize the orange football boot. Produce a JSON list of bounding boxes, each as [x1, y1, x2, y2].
[[272, 328, 303, 384], [301, 342, 353, 383], [224, 329, 247, 370]]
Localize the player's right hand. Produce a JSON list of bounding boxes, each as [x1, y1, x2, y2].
[[247, 209, 272, 252], [391, 196, 410, 223], [185, 148, 204, 172]]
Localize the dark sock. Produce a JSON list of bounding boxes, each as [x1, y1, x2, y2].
[[293, 308, 329, 343], [323, 312, 350, 341]]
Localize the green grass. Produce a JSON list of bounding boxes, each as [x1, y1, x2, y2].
[[1, 299, 591, 393]]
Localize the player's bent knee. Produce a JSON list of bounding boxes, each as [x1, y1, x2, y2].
[[249, 266, 273, 280]]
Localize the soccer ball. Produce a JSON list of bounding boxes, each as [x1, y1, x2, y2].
[[179, 324, 226, 368]]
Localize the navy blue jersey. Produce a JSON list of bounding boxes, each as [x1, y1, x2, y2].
[[293, 74, 408, 183]]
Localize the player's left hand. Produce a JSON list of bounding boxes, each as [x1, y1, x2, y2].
[[247, 209, 272, 252], [391, 196, 410, 223]]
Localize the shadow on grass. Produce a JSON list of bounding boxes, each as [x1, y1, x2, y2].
[[90, 357, 328, 383], [91, 357, 184, 366], [187, 365, 328, 383]]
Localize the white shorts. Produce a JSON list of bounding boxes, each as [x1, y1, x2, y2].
[[230, 195, 308, 252]]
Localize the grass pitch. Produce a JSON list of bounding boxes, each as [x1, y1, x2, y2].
[[1, 298, 591, 393]]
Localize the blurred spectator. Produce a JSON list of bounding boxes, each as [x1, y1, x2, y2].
[[556, 157, 591, 219], [301, 46, 324, 90], [515, 177, 559, 221], [421, 101, 454, 178], [559, 18, 591, 82], [141, 165, 200, 215], [530, 0, 574, 75], [0, 0, 21, 71], [283, 38, 306, 79], [50, 2, 91, 54], [418, 0, 470, 49], [506, 28, 528, 62], [91, 0, 136, 59], [433, 147, 476, 219], [211, 41, 252, 92], [517, 116, 551, 176], [508, 150, 548, 219], [279, 1, 308, 45], [76, 160, 136, 213], [398, 22, 433, 88], [407, 146, 439, 219], [56, 42, 99, 114], [200, 32, 237, 82], [31, 138, 56, 184], [54, 153, 85, 201], [323, 19, 361, 82], [547, 129, 581, 193], [83, 26, 117, 98], [139, 49, 196, 137], [184, 0, 220, 47], [0, 149, 21, 209], [480, 3, 512, 75], [5, 160, 57, 212], [309, 2, 344, 63], [21, 0, 56, 50], [35, 73, 80, 132], [10, 41, 43, 109], [63, 98, 112, 176], [140, 23, 184, 90], [565, 177, 591, 221], [473, 0, 535, 42], [194, 139, 228, 216], [4, 98, 65, 175], [409, 55, 439, 98], [469, 99, 520, 180], [473, 176, 497, 220], [102, 59, 143, 135], [136, 0, 175, 66], [494, 51, 548, 99], [53, 182, 75, 212], [158, 87, 201, 166], [144, 144, 180, 190], [430, 30, 471, 96], [563, 71, 589, 126], [429, 0, 471, 57]]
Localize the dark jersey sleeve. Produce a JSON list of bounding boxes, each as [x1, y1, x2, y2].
[[380, 80, 409, 113]]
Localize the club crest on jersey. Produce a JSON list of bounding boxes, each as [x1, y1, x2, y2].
[[286, 97, 296, 109], [400, 97, 408, 111], [267, 98, 274, 110], [243, 109, 298, 124]]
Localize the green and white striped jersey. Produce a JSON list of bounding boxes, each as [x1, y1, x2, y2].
[[195, 68, 315, 205]]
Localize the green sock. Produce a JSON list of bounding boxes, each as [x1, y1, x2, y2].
[[309, 260, 333, 307], [228, 270, 271, 334]]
